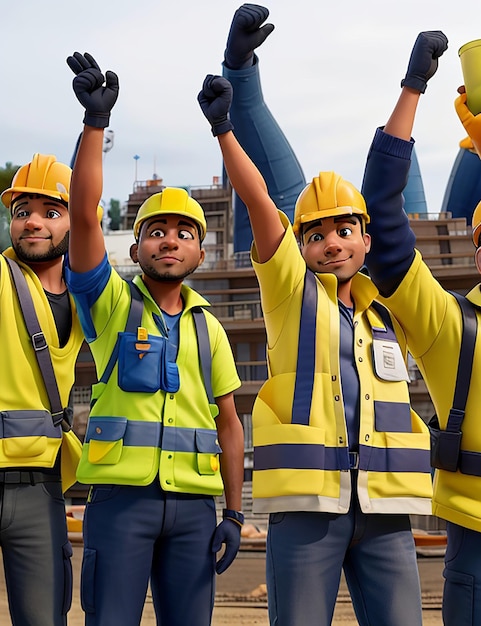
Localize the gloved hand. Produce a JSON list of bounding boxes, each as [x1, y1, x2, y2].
[[198, 75, 234, 136], [212, 518, 242, 575], [401, 31, 448, 93], [66, 52, 119, 129], [455, 91, 481, 158], [224, 3, 275, 70]]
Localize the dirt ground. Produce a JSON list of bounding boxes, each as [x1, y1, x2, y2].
[[0, 542, 444, 625]]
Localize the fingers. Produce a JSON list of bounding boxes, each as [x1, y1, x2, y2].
[[66, 52, 102, 76]]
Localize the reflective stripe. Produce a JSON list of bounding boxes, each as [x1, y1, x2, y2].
[[254, 441, 430, 473], [292, 271, 317, 425], [162, 426, 220, 453], [85, 420, 160, 447], [85, 420, 220, 454], [0, 410, 61, 439], [358, 443, 431, 473]]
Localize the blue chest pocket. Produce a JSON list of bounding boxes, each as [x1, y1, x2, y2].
[[117, 332, 180, 393]]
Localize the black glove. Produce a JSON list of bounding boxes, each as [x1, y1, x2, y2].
[[401, 31, 448, 93], [198, 75, 234, 136], [212, 513, 243, 575], [224, 3, 275, 70], [66, 52, 119, 129]]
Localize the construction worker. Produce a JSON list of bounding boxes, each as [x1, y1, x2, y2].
[[65, 52, 245, 626], [361, 30, 481, 626], [198, 51, 434, 626], [0, 155, 84, 625]]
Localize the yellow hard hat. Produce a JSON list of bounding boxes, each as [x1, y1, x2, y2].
[[293, 171, 369, 236], [472, 200, 481, 246], [133, 187, 207, 241], [1, 154, 71, 212]]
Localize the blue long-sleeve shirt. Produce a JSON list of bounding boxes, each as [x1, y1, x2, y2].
[[362, 128, 417, 295]]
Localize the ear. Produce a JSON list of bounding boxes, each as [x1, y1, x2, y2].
[[363, 232, 371, 253], [130, 243, 139, 263], [197, 247, 205, 268], [475, 246, 481, 274]]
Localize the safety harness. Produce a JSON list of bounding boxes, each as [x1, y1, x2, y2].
[[98, 281, 214, 403], [429, 292, 480, 475], [4, 255, 73, 432]]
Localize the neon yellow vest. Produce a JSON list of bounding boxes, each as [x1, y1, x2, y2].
[[76, 279, 224, 495]]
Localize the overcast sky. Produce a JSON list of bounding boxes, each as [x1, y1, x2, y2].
[[3, 0, 481, 216]]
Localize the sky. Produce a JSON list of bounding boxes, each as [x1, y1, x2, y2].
[[3, 0, 481, 216]]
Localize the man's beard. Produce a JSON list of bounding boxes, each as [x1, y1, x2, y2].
[[12, 232, 69, 263], [140, 260, 197, 283]]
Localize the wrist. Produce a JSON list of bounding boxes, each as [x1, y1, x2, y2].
[[223, 508, 244, 527]]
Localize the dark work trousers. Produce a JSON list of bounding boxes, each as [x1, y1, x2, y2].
[[443, 521, 481, 626], [81, 480, 217, 626], [0, 474, 72, 626]]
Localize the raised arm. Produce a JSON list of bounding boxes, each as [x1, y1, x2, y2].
[[384, 31, 448, 141], [222, 4, 305, 252], [198, 74, 284, 262], [362, 31, 448, 295], [66, 52, 119, 272]]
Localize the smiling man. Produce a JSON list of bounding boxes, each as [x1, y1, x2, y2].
[[64, 52, 244, 626], [0, 155, 84, 626], [198, 53, 434, 624]]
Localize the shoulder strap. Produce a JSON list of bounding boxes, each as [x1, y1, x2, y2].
[[100, 281, 214, 402], [370, 299, 397, 340], [192, 307, 214, 404], [99, 281, 145, 384], [3, 256, 69, 429], [444, 291, 478, 433]]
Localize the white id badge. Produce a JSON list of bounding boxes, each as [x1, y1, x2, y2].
[[372, 339, 410, 382]]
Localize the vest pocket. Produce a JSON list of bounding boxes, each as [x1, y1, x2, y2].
[[117, 332, 179, 393], [195, 429, 222, 475], [1, 410, 51, 458], [87, 417, 127, 464]]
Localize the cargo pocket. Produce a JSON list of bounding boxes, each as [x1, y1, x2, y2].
[[443, 568, 474, 625], [81, 547, 96, 614], [1, 410, 50, 458], [62, 541, 73, 615], [86, 417, 127, 464], [195, 430, 222, 475]]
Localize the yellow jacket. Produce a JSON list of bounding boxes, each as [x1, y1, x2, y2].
[[0, 250, 84, 491], [380, 251, 481, 531], [251, 218, 432, 515]]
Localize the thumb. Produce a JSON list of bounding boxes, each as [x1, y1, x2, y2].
[[105, 70, 120, 92], [253, 23, 275, 49]]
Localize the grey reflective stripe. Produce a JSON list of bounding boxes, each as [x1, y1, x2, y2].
[[84, 420, 219, 454], [0, 410, 61, 439], [162, 426, 220, 453]]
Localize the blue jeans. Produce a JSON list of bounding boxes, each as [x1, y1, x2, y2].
[[81, 481, 217, 626], [443, 522, 481, 625], [266, 493, 422, 625]]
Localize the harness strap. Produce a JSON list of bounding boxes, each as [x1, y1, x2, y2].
[[445, 292, 477, 433], [99, 281, 213, 401], [3, 256, 70, 431]]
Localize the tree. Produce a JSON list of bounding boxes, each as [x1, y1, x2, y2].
[[0, 162, 19, 251], [107, 198, 121, 231]]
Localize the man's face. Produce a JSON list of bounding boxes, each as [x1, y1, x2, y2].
[[9, 194, 70, 263], [130, 213, 205, 283], [300, 215, 371, 284]]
